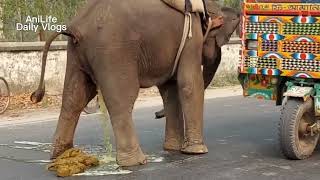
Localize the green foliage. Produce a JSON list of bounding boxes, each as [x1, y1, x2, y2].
[[223, 0, 241, 10], [0, 0, 86, 41]]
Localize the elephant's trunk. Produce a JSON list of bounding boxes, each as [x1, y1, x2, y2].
[[202, 48, 221, 89], [203, 66, 215, 89], [31, 31, 74, 103]]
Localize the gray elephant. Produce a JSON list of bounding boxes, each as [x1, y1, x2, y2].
[[155, 42, 222, 119], [31, 0, 240, 167]]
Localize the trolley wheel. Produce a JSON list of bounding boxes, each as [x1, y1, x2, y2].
[[0, 77, 10, 114], [279, 98, 319, 160], [155, 109, 165, 119]]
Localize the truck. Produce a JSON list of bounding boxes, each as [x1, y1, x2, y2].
[[238, 0, 320, 160]]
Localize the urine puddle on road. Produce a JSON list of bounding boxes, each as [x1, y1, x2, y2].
[[0, 141, 165, 176]]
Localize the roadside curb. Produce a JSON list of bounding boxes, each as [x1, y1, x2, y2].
[[0, 111, 99, 128], [0, 86, 243, 127], [135, 86, 243, 109]]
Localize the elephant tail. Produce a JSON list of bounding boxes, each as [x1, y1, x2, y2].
[[31, 30, 74, 103]]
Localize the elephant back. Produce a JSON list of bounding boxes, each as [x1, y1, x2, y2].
[[161, 0, 205, 14]]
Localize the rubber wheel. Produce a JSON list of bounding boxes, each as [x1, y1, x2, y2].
[[0, 77, 10, 114], [279, 98, 319, 160], [155, 109, 165, 119]]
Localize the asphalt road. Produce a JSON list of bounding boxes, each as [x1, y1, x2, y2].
[[0, 96, 319, 180]]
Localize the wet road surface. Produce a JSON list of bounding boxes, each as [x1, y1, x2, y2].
[[0, 96, 319, 180]]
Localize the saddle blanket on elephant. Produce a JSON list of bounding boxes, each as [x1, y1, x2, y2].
[[161, 0, 206, 14]]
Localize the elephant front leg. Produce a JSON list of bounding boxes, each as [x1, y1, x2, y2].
[[99, 91, 147, 166], [178, 74, 208, 154], [177, 48, 208, 154], [158, 82, 184, 151], [94, 54, 147, 166]]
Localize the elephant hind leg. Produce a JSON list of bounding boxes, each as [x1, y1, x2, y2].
[[51, 45, 97, 159], [158, 82, 184, 151], [95, 59, 146, 166]]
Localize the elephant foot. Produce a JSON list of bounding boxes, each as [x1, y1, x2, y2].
[[117, 146, 147, 167], [181, 140, 208, 154], [51, 142, 73, 159], [163, 138, 182, 151]]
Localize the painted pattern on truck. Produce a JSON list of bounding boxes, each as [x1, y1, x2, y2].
[[239, 0, 320, 100]]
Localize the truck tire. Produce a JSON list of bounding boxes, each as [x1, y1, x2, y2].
[[279, 98, 319, 160]]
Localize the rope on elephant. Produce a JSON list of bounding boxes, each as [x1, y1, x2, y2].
[[203, 17, 213, 41], [171, 12, 193, 77]]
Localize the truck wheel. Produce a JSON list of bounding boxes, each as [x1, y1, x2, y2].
[[279, 98, 319, 160], [0, 77, 10, 114]]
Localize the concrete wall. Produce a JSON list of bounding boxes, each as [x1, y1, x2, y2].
[[215, 43, 241, 86], [0, 42, 67, 95], [0, 39, 241, 95]]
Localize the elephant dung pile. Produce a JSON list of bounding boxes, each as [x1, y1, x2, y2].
[[47, 148, 99, 177]]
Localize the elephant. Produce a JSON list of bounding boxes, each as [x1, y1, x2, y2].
[[155, 43, 222, 119], [31, 0, 240, 167], [155, 6, 237, 119]]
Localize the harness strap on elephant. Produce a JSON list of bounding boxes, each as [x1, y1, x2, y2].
[[162, 0, 223, 77], [171, 12, 192, 77]]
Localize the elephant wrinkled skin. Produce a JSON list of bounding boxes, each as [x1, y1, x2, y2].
[[31, 0, 240, 167], [156, 7, 240, 118]]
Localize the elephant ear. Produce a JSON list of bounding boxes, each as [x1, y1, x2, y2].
[[216, 33, 232, 47]]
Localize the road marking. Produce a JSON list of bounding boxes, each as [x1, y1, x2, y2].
[[0, 118, 57, 128], [0, 113, 98, 128], [262, 172, 278, 176]]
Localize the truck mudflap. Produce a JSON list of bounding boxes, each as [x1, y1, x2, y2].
[[284, 84, 320, 117], [283, 86, 313, 101]]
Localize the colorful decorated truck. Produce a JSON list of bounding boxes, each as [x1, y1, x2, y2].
[[238, 0, 320, 160]]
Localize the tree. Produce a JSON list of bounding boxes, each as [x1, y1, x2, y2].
[[0, 0, 86, 41], [223, 0, 241, 10]]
